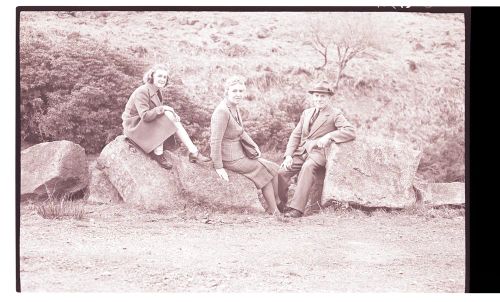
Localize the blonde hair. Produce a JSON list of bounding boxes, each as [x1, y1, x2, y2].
[[143, 63, 170, 84], [224, 75, 246, 94]]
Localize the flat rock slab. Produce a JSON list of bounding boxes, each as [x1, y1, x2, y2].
[[414, 182, 465, 206]]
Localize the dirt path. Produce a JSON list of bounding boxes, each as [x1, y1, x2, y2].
[[19, 202, 465, 292]]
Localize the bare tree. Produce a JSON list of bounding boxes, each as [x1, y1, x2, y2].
[[308, 13, 380, 93], [311, 30, 328, 70]]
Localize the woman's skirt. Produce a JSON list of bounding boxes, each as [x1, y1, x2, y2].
[[123, 114, 177, 154], [223, 157, 279, 189]]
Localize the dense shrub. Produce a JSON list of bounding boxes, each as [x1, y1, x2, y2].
[[162, 84, 212, 153], [415, 94, 465, 182], [243, 93, 308, 152], [20, 25, 145, 153], [358, 85, 465, 183]]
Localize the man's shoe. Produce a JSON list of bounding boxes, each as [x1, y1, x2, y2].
[[277, 201, 288, 213], [189, 151, 211, 163], [284, 209, 303, 218], [125, 137, 139, 153], [151, 153, 173, 170]]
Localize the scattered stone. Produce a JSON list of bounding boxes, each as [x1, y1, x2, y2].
[[413, 42, 425, 50], [210, 33, 221, 43], [256, 27, 271, 39], [407, 60, 417, 72], [217, 18, 239, 27], [178, 17, 199, 26]]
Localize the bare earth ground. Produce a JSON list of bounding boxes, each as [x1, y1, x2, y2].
[[20, 201, 465, 292]]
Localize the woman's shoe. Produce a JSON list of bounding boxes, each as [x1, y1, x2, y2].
[[151, 153, 173, 170], [189, 151, 211, 163], [125, 137, 139, 153]]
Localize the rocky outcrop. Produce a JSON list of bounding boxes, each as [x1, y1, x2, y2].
[[21, 140, 89, 202], [95, 136, 183, 210], [322, 136, 422, 208], [95, 136, 263, 212], [172, 150, 264, 212]]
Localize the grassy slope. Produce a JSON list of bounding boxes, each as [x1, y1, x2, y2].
[[20, 11, 465, 181]]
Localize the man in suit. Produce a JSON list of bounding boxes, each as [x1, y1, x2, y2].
[[278, 80, 356, 218]]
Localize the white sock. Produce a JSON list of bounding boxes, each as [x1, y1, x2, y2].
[[153, 145, 163, 155]]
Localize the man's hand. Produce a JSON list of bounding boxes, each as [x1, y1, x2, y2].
[[316, 134, 332, 149], [280, 155, 293, 170], [215, 168, 229, 181]]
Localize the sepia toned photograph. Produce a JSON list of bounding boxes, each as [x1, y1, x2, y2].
[[18, 8, 467, 292]]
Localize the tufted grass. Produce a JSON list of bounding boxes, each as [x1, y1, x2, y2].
[[35, 199, 86, 220], [30, 188, 88, 220]]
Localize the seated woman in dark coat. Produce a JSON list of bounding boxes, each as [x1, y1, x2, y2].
[[122, 64, 210, 169], [210, 76, 281, 214]]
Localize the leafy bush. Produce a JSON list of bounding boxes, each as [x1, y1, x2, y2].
[[20, 25, 145, 153], [243, 93, 308, 152], [358, 83, 465, 183], [416, 94, 465, 182], [162, 84, 212, 153]]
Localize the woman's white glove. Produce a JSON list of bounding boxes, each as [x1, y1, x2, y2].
[[215, 168, 229, 181], [280, 155, 293, 171], [155, 106, 166, 114]]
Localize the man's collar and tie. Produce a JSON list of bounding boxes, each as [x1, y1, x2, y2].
[[308, 105, 333, 133], [308, 108, 321, 132]]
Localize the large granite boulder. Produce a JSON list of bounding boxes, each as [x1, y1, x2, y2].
[[322, 136, 422, 208], [87, 162, 122, 204], [413, 182, 465, 206], [172, 151, 264, 212], [96, 136, 182, 210], [96, 136, 263, 212], [21, 140, 89, 202]]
